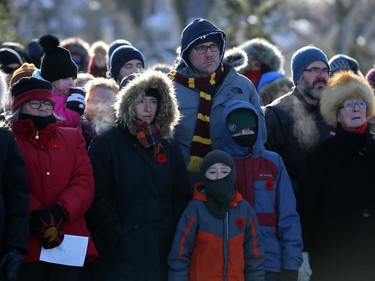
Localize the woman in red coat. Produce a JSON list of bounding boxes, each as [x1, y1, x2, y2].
[[6, 77, 98, 281]]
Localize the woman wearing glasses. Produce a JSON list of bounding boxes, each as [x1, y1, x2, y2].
[[5, 77, 98, 281], [298, 71, 375, 281]]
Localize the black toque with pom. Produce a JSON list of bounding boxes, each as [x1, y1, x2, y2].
[[39, 34, 78, 82]]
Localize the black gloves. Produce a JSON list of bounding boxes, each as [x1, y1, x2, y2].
[[66, 87, 86, 115], [30, 203, 67, 249], [0, 248, 22, 280], [280, 269, 298, 281]]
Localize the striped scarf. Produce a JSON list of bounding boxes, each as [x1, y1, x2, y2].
[[169, 65, 225, 172]]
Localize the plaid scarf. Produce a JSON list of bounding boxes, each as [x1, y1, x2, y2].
[[134, 119, 163, 154], [169, 65, 225, 172]]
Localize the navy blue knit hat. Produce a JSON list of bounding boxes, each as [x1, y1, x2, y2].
[[109, 45, 145, 79], [39, 34, 78, 82], [329, 54, 362, 77], [291, 46, 329, 85], [179, 18, 226, 69]]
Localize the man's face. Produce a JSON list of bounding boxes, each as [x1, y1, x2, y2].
[[188, 42, 221, 77], [297, 61, 329, 100]]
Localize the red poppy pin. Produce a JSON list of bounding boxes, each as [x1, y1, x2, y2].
[[156, 153, 167, 164], [265, 180, 274, 190], [236, 217, 245, 228], [50, 140, 62, 149]]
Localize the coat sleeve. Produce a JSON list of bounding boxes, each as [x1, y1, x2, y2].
[[57, 130, 94, 222], [244, 203, 265, 281], [87, 134, 124, 246], [275, 156, 303, 270], [171, 140, 192, 221], [2, 129, 29, 254], [167, 202, 198, 281]]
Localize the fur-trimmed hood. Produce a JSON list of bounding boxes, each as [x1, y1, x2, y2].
[[222, 47, 248, 72], [238, 37, 284, 73], [320, 71, 375, 127], [114, 70, 180, 138]]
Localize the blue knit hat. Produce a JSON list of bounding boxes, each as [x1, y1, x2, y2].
[[179, 18, 226, 69], [109, 45, 145, 79], [291, 46, 329, 85]]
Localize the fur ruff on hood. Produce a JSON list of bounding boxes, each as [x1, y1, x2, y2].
[[320, 71, 375, 127], [222, 47, 248, 72], [114, 70, 180, 138], [238, 37, 284, 73]]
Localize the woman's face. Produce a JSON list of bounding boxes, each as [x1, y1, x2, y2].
[[205, 163, 232, 180], [337, 99, 367, 130], [133, 96, 158, 124], [21, 100, 54, 117]]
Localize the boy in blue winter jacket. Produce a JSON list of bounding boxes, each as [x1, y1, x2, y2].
[[221, 100, 303, 281], [168, 149, 265, 281]]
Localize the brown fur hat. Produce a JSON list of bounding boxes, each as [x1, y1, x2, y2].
[[320, 71, 375, 127]]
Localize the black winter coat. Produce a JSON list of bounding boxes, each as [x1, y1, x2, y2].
[[298, 124, 375, 281], [87, 126, 191, 281], [0, 128, 29, 257], [264, 88, 333, 191]]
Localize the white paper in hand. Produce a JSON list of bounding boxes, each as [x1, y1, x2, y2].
[[39, 234, 88, 267]]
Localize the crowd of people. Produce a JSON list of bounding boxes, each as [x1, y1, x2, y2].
[[0, 17, 375, 281]]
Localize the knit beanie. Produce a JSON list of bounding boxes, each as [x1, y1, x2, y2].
[[108, 39, 133, 60], [329, 54, 362, 77], [1, 42, 29, 63], [291, 46, 329, 85], [109, 45, 145, 79], [11, 77, 53, 112], [0, 47, 23, 67], [365, 68, 375, 89], [226, 108, 258, 135], [10, 63, 37, 88], [179, 18, 226, 69], [39, 34, 78, 82], [201, 149, 235, 179]]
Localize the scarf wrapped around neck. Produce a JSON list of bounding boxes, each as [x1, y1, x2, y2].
[[134, 118, 163, 154], [169, 65, 225, 172]]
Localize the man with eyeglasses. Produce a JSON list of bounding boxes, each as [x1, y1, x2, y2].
[[169, 18, 266, 185], [264, 46, 333, 281]]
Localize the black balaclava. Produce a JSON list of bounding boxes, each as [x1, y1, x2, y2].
[[226, 108, 258, 147], [201, 150, 236, 219]]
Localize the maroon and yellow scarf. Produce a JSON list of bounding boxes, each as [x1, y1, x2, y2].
[[169, 65, 225, 172]]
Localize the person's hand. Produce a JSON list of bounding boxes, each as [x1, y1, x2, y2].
[[279, 269, 298, 281], [0, 248, 22, 280], [30, 204, 67, 249], [298, 252, 312, 281], [66, 87, 86, 115]]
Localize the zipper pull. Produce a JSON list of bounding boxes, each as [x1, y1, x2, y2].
[[35, 130, 39, 140]]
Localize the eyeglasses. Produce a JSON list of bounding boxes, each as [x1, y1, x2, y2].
[[28, 100, 55, 110], [194, 43, 220, 54], [340, 101, 368, 111], [303, 67, 330, 75]]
